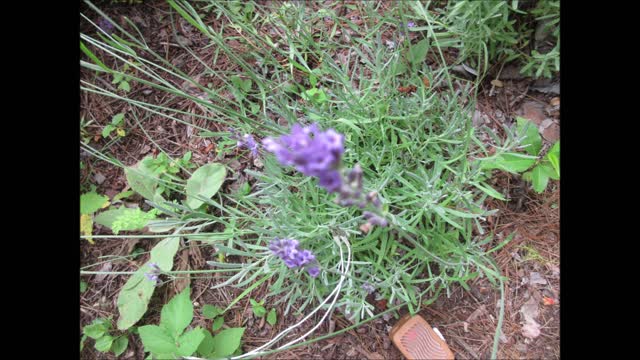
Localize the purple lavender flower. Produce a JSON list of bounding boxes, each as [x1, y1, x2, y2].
[[144, 262, 162, 285], [363, 211, 388, 227], [265, 124, 388, 230], [407, 21, 416, 28], [231, 130, 259, 157], [269, 237, 320, 277], [307, 266, 320, 278], [263, 123, 344, 193], [97, 17, 114, 35]]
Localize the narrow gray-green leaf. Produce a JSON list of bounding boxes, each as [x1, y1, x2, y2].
[[471, 182, 506, 201]]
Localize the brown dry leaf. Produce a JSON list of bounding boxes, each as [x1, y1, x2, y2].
[[550, 97, 560, 107], [398, 85, 417, 94], [520, 101, 546, 126], [172, 250, 191, 295], [522, 318, 541, 338], [528, 272, 548, 286], [422, 77, 430, 88], [520, 296, 541, 339]]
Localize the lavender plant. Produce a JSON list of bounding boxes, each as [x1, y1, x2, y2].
[[81, 2, 520, 354]]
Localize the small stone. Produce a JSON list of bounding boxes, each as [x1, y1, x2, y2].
[[93, 172, 106, 185], [540, 118, 554, 129], [542, 123, 560, 143], [521, 101, 546, 126]]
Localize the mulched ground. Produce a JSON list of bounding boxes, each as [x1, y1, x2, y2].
[[80, 2, 559, 359]]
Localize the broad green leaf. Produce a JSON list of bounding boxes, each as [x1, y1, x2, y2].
[[118, 81, 131, 92], [138, 325, 177, 355], [176, 328, 206, 357], [112, 72, 124, 84], [202, 304, 223, 319], [253, 306, 266, 317], [125, 160, 160, 201], [530, 165, 550, 193], [81, 192, 110, 215], [408, 38, 429, 65], [197, 329, 215, 356], [80, 280, 88, 293], [117, 237, 180, 330], [212, 317, 224, 331], [80, 214, 94, 244], [94, 207, 156, 234], [112, 113, 125, 125], [210, 328, 245, 358], [160, 287, 193, 338], [94, 207, 130, 229], [80, 334, 87, 351], [102, 124, 116, 138], [267, 309, 277, 326], [538, 161, 559, 180], [113, 190, 135, 202], [83, 319, 110, 339], [546, 141, 560, 177], [185, 163, 226, 209], [111, 208, 158, 234], [95, 335, 114, 352], [516, 117, 542, 155], [111, 336, 129, 357], [480, 153, 537, 173]]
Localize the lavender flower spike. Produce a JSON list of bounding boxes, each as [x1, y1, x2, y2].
[[262, 123, 344, 193], [269, 237, 320, 277], [231, 129, 259, 157], [97, 17, 115, 35]]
